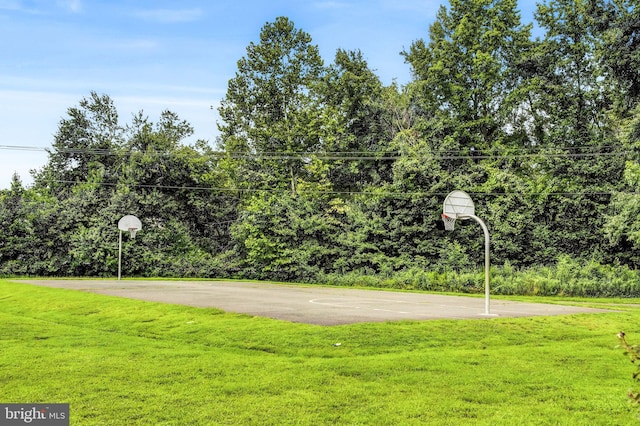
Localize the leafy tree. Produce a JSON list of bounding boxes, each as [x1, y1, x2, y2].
[[11, 92, 237, 277], [33, 92, 124, 197], [399, 0, 542, 268], [3, 6, 639, 282], [217, 16, 325, 194], [0, 175, 31, 273], [122, 110, 196, 189], [0, 176, 76, 275], [533, 0, 610, 144], [604, 104, 640, 265], [527, 0, 626, 261], [591, 0, 640, 111], [403, 0, 532, 150], [230, 188, 345, 281], [321, 49, 395, 192]]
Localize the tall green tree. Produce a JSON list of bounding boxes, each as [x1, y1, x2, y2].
[[403, 0, 532, 150], [591, 0, 640, 112], [399, 0, 540, 267], [230, 187, 346, 281], [19, 93, 234, 277], [604, 104, 640, 266], [527, 0, 626, 260], [33, 92, 124, 197], [533, 0, 610, 144], [217, 16, 325, 194], [321, 49, 395, 192]]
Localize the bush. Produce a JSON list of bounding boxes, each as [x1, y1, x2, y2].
[[617, 332, 640, 413], [317, 256, 640, 297]]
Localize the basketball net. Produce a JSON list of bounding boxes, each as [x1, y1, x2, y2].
[[441, 214, 456, 231], [129, 228, 138, 239]]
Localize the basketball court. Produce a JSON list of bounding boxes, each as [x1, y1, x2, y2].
[[13, 190, 610, 325], [17, 279, 611, 326]]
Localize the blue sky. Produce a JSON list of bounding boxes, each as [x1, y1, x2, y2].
[[0, 0, 537, 189]]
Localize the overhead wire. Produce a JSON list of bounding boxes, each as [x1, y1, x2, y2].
[[0, 144, 633, 161], [46, 179, 631, 198], [5, 143, 633, 197]]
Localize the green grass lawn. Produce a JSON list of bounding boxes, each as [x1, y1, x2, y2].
[[1, 279, 639, 425]]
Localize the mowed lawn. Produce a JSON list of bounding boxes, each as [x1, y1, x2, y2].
[[1, 280, 639, 425]]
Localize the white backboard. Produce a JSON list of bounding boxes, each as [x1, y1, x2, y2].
[[118, 215, 142, 232], [442, 190, 475, 219]]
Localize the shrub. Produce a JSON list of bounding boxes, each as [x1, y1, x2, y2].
[[617, 331, 640, 413], [317, 256, 640, 297]]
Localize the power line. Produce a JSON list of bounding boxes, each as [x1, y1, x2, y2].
[[0, 144, 629, 155], [0, 144, 632, 161], [0, 145, 50, 152], [46, 180, 630, 198]]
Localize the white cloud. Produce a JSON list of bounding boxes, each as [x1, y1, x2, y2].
[[57, 0, 81, 13], [133, 8, 204, 24], [379, 0, 440, 15], [98, 38, 159, 52], [0, 0, 44, 14], [312, 1, 350, 10], [0, 0, 20, 11]]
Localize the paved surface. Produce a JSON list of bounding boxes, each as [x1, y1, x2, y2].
[[17, 279, 613, 326]]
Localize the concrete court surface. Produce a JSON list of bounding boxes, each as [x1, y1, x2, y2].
[[15, 279, 614, 326]]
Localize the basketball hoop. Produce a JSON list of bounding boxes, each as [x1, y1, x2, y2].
[[442, 190, 495, 316], [117, 215, 142, 280], [442, 214, 456, 231], [118, 215, 142, 236]]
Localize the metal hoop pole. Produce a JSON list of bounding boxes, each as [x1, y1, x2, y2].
[[118, 230, 122, 281], [460, 214, 493, 316]]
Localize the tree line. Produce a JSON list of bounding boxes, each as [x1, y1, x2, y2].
[[2, 0, 640, 290]]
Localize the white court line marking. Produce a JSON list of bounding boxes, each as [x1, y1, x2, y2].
[[374, 309, 411, 314], [310, 298, 418, 306], [310, 297, 488, 317], [309, 299, 361, 308], [310, 298, 475, 308], [310, 298, 426, 315]]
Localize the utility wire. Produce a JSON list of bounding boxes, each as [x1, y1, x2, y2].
[[46, 180, 630, 198], [0, 144, 632, 161], [0, 144, 629, 154]]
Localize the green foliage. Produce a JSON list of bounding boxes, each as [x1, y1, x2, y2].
[[0, 92, 232, 278], [33, 92, 124, 197], [230, 190, 345, 281], [618, 331, 640, 416], [618, 331, 640, 411], [217, 16, 325, 194], [403, 0, 532, 149], [592, 0, 640, 111], [320, 256, 640, 297], [321, 49, 395, 192], [3, 6, 640, 284]]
